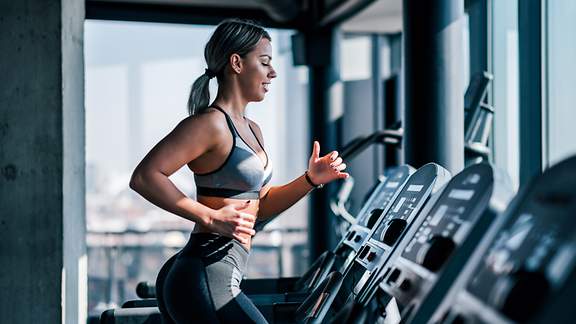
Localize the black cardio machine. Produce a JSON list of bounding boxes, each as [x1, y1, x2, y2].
[[339, 162, 514, 324], [288, 163, 451, 324], [429, 155, 576, 324]]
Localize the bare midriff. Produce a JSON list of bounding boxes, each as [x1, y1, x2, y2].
[[193, 195, 261, 252]]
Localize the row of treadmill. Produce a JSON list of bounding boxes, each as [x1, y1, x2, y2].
[[101, 154, 576, 324]]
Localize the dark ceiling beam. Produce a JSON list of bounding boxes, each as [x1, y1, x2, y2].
[[85, 0, 299, 28], [86, 0, 377, 31], [318, 0, 376, 27]]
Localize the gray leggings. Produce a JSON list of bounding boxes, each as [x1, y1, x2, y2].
[[157, 233, 268, 323]]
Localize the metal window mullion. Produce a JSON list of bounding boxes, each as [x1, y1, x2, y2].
[[518, 0, 544, 186], [541, 0, 550, 168], [371, 34, 384, 176]]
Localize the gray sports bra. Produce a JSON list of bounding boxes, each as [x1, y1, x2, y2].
[[194, 105, 273, 200]]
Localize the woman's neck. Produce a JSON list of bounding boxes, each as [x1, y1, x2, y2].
[[213, 86, 248, 120]]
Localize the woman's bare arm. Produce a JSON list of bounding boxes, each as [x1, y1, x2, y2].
[[129, 112, 256, 242], [256, 176, 314, 220]]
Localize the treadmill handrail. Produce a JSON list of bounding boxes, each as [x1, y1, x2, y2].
[[340, 129, 404, 160]]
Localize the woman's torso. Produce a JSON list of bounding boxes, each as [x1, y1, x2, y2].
[[188, 106, 270, 252]]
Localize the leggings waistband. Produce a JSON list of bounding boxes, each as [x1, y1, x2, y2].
[[179, 232, 249, 272]]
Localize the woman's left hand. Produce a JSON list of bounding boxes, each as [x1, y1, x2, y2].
[[307, 141, 350, 186]]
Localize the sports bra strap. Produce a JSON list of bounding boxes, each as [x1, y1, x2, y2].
[[248, 124, 265, 152], [210, 105, 238, 136]]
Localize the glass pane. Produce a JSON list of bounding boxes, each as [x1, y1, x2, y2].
[[463, 13, 470, 91], [85, 20, 309, 316], [492, 0, 520, 189], [341, 35, 372, 81], [545, 0, 576, 166]]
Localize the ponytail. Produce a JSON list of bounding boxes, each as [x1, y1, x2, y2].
[[187, 73, 212, 116]]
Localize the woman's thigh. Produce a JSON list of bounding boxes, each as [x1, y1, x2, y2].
[[161, 257, 220, 323], [216, 292, 269, 324], [204, 260, 269, 323]]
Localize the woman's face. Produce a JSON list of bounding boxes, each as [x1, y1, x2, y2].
[[237, 38, 277, 102]]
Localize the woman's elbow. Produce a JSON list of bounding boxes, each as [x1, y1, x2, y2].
[[129, 169, 144, 192]]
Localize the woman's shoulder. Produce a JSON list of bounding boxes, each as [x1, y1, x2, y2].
[[176, 109, 229, 134]]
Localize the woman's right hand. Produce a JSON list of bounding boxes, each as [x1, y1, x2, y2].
[[207, 201, 256, 244]]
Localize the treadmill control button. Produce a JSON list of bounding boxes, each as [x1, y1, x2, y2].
[[358, 246, 370, 259], [492, 270, 550, 322], [347, 231, 356, 241], [367, 209, 384, 229], [381, 219, 408, 246], [367, 252, 377, 262], [417, 235, 456, 271], [399, 279, 412, 292]]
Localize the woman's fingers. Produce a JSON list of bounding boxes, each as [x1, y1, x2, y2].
[[239, 212, 256, 223], [230, 200, 251, 210], [330, 157, 343, 166], [233, 234, 249, 244], [312, 141, 320, 160], [233, 222, 256, 244], [233, 212, 256, 237], [235, 218, 255, 230], [212, 205, 258, 244], [329, 151, 338, 161], [338, 172, 350, 179], [335, 163, 347, 171], [236, 225, 256, 236]]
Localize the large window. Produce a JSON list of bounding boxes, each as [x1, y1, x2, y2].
[[544, 0, 576, 167], [85, 20, 309, 316], [492, 0, 520, 189]]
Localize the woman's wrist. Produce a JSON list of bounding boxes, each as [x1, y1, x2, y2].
[[304, 170, 323, 189], [197, 207, 215, 227]]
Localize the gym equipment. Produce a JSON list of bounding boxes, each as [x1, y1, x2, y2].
[[429, 155, 576, 324], [343, 162, 514, 323], [289, 163, 450, 323]]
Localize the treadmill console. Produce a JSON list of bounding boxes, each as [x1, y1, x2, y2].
[[432, 156, 576, 324], [338, 165, 414, 267], [368, 163, 513, 323], [352, 163, 450, 292]]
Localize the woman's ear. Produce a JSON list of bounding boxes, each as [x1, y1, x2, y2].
[[229, 53, 243, 74]]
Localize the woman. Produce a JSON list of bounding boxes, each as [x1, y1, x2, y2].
[[129, 19, 349, 323]]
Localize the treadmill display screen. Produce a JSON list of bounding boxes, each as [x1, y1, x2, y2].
[[448, 189, 475, 201], [386, 181, 400, 188], [407, 185, 423, 192]]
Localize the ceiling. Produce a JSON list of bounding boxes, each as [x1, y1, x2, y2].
[[341, 0, 402, 33], [87, 0, 403, 34]]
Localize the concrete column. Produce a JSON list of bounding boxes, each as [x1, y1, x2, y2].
[[403, 0, 465, 173], [0, 0, 86, 323]]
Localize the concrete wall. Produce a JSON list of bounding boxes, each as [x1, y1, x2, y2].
[[0, 0, 86, 323]]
